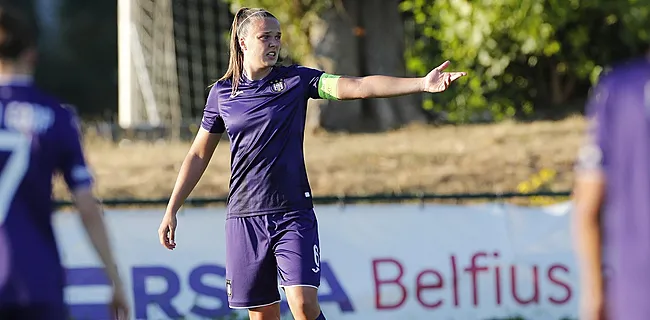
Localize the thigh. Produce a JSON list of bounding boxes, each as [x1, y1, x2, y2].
[[273, 209, 321, 288], [248, 303, 281, 320], [284, 285, 322, 320], [225, 215, 281, 309]]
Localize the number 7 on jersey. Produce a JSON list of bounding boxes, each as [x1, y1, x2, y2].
[[0, 131, 31, 225]]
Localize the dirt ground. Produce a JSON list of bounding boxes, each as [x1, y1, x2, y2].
[[52, 116, 586, 206]]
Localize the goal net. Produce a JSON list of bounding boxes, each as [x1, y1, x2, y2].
[[118, 0, 232, 139]]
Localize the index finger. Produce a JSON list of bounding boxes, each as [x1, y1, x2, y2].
[[169, 225, 176, 247]]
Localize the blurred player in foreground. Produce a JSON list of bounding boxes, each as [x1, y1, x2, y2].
[[573, 51, 650, 320], [158, 6, 466, 320], [0, 4, 129, 320]]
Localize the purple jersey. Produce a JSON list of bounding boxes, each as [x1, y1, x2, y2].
[[576, 57, 650, 319], [0, 77, 93, 307], [201, 65, 325, 217]]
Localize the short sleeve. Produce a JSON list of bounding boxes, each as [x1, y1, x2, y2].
[[297, 66, 325, 99], [576, 78, 611, 175], [57, 107, 94, 192], [200, 85, 226, 134]]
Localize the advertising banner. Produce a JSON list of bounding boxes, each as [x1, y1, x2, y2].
[[54, 202, 578, 320]]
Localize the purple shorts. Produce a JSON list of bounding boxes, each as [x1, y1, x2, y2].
[[225, 209, 321, 309]]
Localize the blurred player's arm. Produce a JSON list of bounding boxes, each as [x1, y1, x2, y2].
[[72, 187, 124, 289], [572, 81, 609, 307], [58, 107, 125, 291], [318, 61, 466, 100], [165, 128, 221, 215], [572, 170, 605, 299]]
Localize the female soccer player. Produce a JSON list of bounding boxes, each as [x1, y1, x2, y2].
[[0, 5, 129, 320], [573, 52, 650, 320], [158, 7, 466, 320]]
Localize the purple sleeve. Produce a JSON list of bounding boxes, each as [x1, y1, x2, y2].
[[57, 108, 94, 191], [297, 66, 325, 99], [200, 85, 226, 134], [576, 78, 610, 174]]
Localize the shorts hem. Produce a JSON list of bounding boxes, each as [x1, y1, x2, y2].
[[229, 299, 281, 309], [279, 284, 319, 289]]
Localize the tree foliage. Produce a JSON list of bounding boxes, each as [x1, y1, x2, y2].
[[400, 0, 650, 122], [28, 0, 650, 126]]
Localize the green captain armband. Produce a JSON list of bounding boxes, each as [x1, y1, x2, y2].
[[317, 73, 341, 100]]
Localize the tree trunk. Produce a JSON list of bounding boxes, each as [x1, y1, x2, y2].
[[549, 61, 576, 106], [306, 0, 427, 133]]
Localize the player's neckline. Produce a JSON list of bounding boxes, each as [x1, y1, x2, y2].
[[241, 67, 275, 84]]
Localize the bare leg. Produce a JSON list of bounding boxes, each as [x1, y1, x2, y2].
[[284, 286, 322, 320], [247, 302, 281, 320]]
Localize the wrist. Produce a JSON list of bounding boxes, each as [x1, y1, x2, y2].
[[113, 280, 126, 292], [165, 207, 178, 217], [165, 200, 181, 216], [106, 265, 124, 288], [419, 77, 426, 92]]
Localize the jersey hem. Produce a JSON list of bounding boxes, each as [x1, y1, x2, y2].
[[226, 204, 314, 218]]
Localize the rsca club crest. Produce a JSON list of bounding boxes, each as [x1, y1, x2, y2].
[[270, 79, 286, 92]]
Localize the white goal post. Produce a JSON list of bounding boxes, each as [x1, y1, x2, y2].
[[117, 0, 232, 139], [117, 0, 179, 131]]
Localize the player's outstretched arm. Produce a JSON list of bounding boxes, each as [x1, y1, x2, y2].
[[320, 60, 467, 100], [158, 128, 222, 250]]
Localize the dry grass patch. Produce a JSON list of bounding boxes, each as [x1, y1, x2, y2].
[[53, 116, 586, 205]]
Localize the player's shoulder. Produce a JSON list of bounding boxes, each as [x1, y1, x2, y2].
[[600, 57, 650, 86], [56, 103, 82, 123], [44, 100, 82, 135], [203, 80, 228, 111], [208, 78, 230, 102], [275, 64, 324, 78], [588, 57, 650, 106], [211, 77, 230, 89], [27, 86, 76, 115], [43, 97, 80, 123]]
